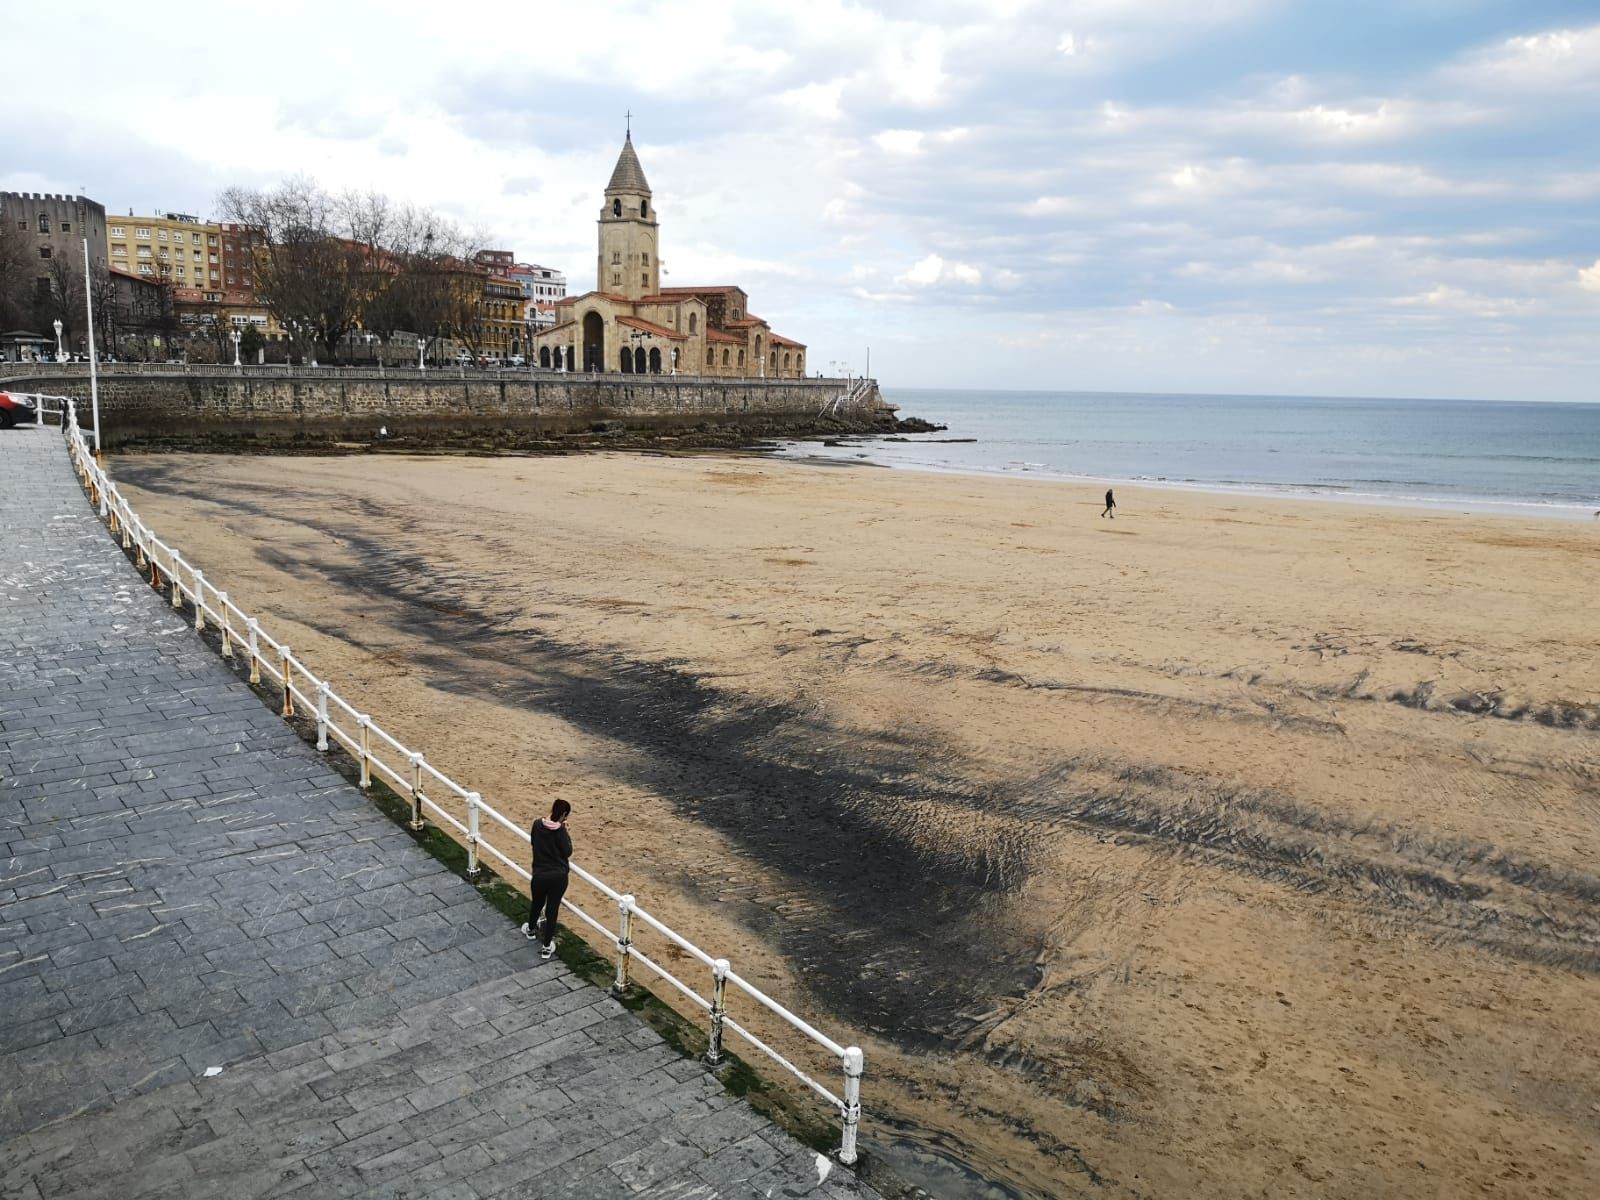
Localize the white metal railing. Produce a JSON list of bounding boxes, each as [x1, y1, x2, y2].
[[26, 391, 866, 1165]]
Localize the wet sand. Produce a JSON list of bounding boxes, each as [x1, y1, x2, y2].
[[114, 451, 1600, 1198]]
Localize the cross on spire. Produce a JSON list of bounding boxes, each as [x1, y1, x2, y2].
[[625, 110, 632, 139]]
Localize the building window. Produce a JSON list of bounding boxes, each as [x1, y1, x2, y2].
[[641, 273, 648, 288], [612, 198, 621, 217], [738, 349, 745, 366], [706, 347, 714, 366], [158, 229, 168, 240], [611, 272, 620, 286], [192, 233, 202, 244], [641, 252, 648, 265], [138, 264, 152, 275], [722, 349, 729, 365], [137, 247, 151, 258], [110, 225, 124, 237], [688, 313, 697, 333], [136, 227, 150, 238], [61, 221, 70, 232], [111, 245, 127, 257], [208, 235, 217, 245], [39, 246, 52, 259], [37, 214, 50, 233]]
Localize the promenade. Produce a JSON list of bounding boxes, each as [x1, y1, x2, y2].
[[0, 423, 878, 1199]]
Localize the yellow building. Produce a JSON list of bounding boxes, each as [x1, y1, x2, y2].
[[534, 134, 807, 378], [107, 212, 222, 292]]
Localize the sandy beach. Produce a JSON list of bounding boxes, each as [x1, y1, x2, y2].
[[113, 450, 1600, 1199]]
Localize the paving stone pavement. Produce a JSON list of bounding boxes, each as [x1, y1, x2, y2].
[[0, 423, 881, 1200]]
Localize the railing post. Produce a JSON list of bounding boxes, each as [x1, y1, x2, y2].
[[704, 958, 730, 1067], [408, 752, 425, 830], [280, 645, 294, 716], [465, 792, 481, 879], [217, 592, 232, 658], [171, 560, 184, 609], [839, 1046, 864, 1165], [315, 682, 330, 751], [192, 570, 206, 632], [247, 618, 261, 684], [357, 715, 372, 787], [611, 894, 635, 997], [134, 533, 147, 570], [120, 512, 132, 550]]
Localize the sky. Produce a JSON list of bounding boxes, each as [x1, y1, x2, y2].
[[4, 0, 1598, 401]]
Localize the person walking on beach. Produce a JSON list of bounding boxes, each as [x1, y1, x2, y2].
[[522, 799, 572, 961], [1101, 488, 1116, 519]]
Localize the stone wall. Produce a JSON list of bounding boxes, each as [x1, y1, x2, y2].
[[0, 367, 888, 449]]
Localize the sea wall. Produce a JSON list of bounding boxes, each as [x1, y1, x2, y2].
[[0, 367, 889, 450]]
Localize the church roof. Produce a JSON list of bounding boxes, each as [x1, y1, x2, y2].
[[705, 328, 743, 344], [606, 135, 651, 194], [770, 333, 807, 348], [617, 315, 686, 340]]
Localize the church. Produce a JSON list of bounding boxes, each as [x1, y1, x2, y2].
[[533, 133, 807, 379]]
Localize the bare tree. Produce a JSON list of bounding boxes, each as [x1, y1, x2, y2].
[[218, 179, 388, 362], [0, 220, 32, 331]]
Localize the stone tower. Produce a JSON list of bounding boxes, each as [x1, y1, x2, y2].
[[596, 133, 659, 301]]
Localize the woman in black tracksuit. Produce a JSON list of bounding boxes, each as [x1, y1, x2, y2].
[[523, 799, 572, 960]]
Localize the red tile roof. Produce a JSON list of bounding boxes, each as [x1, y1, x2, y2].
[[770, 333, 806, 348], [705, 328, 743, 344]]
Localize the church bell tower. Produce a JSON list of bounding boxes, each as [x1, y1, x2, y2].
[[597, 130, 659, 300]]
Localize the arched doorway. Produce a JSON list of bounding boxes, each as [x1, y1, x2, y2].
[[618, 347, 632, 374], [582, 312, 604, 373], [539, 345, 551, 368], [648, 347, 662, 373]]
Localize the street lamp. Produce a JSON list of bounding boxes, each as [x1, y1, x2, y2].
[[53, 319, 65, 363], [417, 335, 426, 371], [230, 328, 242, 369]]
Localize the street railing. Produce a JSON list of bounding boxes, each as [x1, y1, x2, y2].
[[26, 392, 866, 1164]]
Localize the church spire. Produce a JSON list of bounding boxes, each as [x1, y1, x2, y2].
[[606, 129, 650, 194]]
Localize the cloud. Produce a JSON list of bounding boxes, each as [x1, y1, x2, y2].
[[1580, 260, 1600, 292], [898, 253, 984, 287], [1449, 24, 1600, 92]]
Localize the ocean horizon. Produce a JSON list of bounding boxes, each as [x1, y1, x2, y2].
[[778, 387, 1600, 519]]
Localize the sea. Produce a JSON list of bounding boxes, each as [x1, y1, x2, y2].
[[776, 388, 1600, 519]]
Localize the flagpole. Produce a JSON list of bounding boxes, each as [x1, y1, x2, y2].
[[82, 237, 102, 465]]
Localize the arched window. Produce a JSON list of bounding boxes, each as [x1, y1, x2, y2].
[[641, 252, 648, 265], [706, 347, 714, 366], [641, 200, 648, 218], [540, 345, 551, 368], [722, 349, 729, 365], [612, 198, 621, 217], [770, 351, 776, 370], [738, 349, 745, 367], [649, 347, 661, 373], [688, 313, 697, 333], [783, 353, 791, 369]]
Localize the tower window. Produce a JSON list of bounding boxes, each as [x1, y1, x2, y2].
[[641, 252, 648, 265], [688, 313, 696, 333], [612, 272, 621, 286], [612, 251, 620, 264], [641, 200, 648, 218], [641, 273, 647, 287], [612, 198, 621, 217], [37, 214, 50, 233]]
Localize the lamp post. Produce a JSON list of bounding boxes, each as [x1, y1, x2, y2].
[[53, 319, 65, 363], [230, 328, 242, 368], [417, 335, 426, 371], [670, 347, 678, 377]]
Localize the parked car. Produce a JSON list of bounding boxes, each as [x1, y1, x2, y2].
[[0, 392, 39, 429], [507, 354, 526, 367]]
